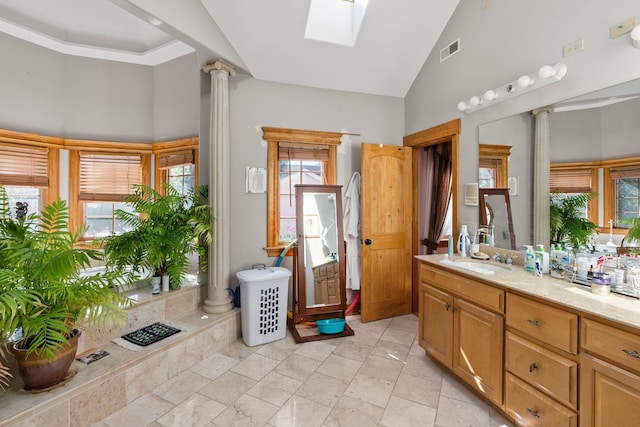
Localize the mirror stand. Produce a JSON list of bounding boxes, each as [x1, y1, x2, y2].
[[288, 245, 354, 343], [287, 184, 354, 344]]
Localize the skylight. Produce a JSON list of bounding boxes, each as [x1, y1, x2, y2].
[[304, 0, 369, 47]]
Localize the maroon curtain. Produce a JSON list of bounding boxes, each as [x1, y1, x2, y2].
[[421, 143, 452, 254]]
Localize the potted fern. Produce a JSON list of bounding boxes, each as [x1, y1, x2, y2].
[[0, 186, 134, 390], [550, 192, 599, 251], [102, 184, 213, 291]]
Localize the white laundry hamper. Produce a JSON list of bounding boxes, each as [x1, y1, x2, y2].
[[236, 266, 291, 346]]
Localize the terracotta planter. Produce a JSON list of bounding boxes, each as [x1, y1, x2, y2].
[[12, 329, 81, 390]]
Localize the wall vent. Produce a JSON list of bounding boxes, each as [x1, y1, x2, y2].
[[440, 38, 460, 63]]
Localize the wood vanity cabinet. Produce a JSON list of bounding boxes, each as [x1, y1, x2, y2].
[[580, 319, 640, 427], [418, 264, 505, 406], [505, 293, 578, 426]]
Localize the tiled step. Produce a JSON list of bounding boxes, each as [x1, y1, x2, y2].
[[0, 284, 241, 427]]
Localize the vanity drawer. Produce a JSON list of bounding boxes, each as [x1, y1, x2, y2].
[[506, 332, 578, 410], [506, 293, 578, 355], [505, 373, 577, 427], [420, 263, 504, 313], [582, 318, 640, 374]]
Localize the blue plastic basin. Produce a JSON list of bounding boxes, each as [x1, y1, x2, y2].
[[316, 318, 346, 334]]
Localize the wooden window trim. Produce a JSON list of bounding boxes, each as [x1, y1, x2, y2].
[[603, 158, 640, 234], [0, 128, 62, 206], [263, 127, 341, 257], [551, 162, 599, 227], [479, 144, 511, 188], [152, 137, 199, 193], [68, 143, 151, 237]]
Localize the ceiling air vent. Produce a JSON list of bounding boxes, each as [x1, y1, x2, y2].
[[440, 38, 460, 63]]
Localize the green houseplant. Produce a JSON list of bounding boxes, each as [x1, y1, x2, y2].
[[0, 186, 134, 390], [550, 192, 599, 251], [102, 184, 213, 290]]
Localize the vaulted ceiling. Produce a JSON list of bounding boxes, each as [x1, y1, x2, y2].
[[0, 0, 460, 97]]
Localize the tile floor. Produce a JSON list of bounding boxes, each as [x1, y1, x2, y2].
[[94, 314, 514, 427]]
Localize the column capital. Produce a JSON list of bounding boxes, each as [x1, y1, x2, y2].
[[532, 106, 554, 116], [203, 59, 236, 77]]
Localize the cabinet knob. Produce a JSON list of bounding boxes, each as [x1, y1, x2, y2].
[[621, 348, 640, 359], [445, 302, 451, 311], [529, 362, 538, 373], [526, 408, 540, 418], [527, 319, 541, 326]]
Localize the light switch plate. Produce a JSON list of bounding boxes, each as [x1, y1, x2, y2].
[[611, 16, 638, 39]]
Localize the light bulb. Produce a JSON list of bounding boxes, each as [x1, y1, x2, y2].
[[457, 101, 468, 112], [553, 63, 568, 80], [538, 65, 555, 79], [517, 75, 533, 88], [483, 90, 497, 101], [632, 24, 640, 48], [469, 96, 481, 107]]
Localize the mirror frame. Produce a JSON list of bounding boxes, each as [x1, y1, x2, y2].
[[294, 184, 347, 318], [478, 188, 516, 250]]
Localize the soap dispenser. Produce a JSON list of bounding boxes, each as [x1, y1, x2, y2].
[[536, 244, 550, 274], [457, 225, 470, 257], [525, 245, 535, 272]]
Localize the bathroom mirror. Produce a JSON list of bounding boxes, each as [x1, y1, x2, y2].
[[478, 78, 640, 249], [289, 184, 353, 343], [478, 188, 516, 250]]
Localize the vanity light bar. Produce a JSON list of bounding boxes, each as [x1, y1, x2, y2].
[[457, 63, 568, 113]]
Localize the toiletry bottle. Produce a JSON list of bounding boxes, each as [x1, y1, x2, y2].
[[525, 245, 535, 272], [448, 234, 454, 259], [457, 225, 470, 257], [536, 244, 549, 274]]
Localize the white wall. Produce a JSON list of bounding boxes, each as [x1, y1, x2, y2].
[[405, 0, 640, 241], [226, 75, 404, 278], [153, 54, 200, 141]]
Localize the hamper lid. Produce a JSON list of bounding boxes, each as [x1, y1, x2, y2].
[[236, 266, 291, 283]]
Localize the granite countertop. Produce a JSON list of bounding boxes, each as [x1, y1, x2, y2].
[[416, 254, 640, 331]]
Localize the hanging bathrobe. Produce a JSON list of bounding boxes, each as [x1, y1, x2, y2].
[[343, 172, 361, 290]]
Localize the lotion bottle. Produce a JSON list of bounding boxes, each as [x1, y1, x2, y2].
[[525, 245, 535, 272], [457, 225, 470, 257]]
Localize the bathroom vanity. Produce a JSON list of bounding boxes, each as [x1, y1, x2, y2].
[[417, 254, 640, 427]]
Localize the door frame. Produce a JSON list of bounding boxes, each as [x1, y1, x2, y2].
[[403, 119, 460, 312]]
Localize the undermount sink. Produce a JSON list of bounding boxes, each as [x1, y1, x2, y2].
[[440, 259, 511, 274]]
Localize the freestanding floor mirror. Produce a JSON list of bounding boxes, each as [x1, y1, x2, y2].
[[288, 184, 354, 343]]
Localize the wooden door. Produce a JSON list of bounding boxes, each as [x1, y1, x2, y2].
[[580, 353, 640, 427], [453, 298, 504, 406], [360, 143, 413, 322], [419, 284, 453, 367]]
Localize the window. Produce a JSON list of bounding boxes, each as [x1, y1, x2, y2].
[[263, 127, 341, 257], [550, 164, 598, 223], [153, 138, 199, 195], [68, 141, 151, 238], [0, 131, 61, 212], [606, 163, 640, 228], [479, 144, 510, 189]]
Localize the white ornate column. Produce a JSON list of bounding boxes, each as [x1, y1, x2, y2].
[[532, 107, 553, 248], [202, 59, 235, 314]]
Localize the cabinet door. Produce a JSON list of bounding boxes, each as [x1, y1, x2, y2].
[[419, 284, 454, 367], [580, 353, 640, 427], [453, 298, 504, 406]]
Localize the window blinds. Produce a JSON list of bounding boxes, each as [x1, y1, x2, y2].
[[0, 143, 49, 187], [550, 168, 592, 193], [158, 150, 195, 170], [278, 143, 329, 161], [610, 165, 640, 180], [79, 152, 141, 202]]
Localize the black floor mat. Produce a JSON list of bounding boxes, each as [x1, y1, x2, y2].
[[121, 322, 181, 347]]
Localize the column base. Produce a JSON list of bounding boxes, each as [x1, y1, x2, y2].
[[202, 296, 233, 314]]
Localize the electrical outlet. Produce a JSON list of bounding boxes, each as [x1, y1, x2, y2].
[[563, 39, 584, 57], [481, 0, 490, 11], [611, 16, 638, 39]]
